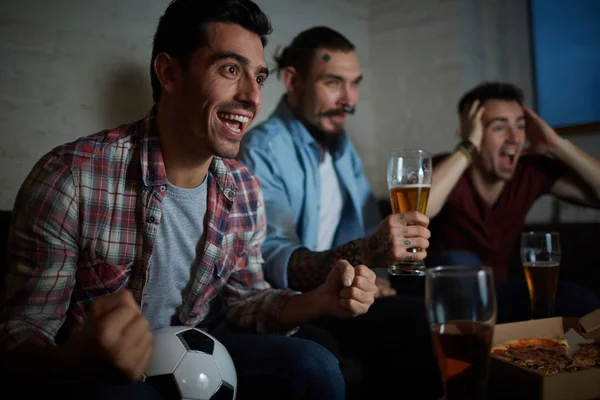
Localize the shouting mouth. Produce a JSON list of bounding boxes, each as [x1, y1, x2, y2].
[[499, 147, 518, 170], [218, 112, 251, 136]]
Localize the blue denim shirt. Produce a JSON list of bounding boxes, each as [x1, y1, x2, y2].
[[237, 97, 381, 289]]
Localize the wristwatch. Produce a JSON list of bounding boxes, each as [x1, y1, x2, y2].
[[455, 140, 478, 164]]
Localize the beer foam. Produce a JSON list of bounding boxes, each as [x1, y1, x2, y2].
[[390, 184, 431, 188]]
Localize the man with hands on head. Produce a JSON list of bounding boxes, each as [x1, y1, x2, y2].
[[238, 26, 442, 400], [0, 2, 378, 400], [426, 81, 600, 322]]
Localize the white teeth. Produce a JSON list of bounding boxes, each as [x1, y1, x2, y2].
[[502, 149, 517, 156], [219, 113, 250, 124]]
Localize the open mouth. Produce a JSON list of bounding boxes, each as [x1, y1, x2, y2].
[[217, 112, 251, 134], [499, 148, 518, 169]]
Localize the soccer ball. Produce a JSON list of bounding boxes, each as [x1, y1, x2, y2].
[[143, 326, 237, 400]]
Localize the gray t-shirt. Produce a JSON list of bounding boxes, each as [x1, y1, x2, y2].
[[142, 179, 208, 331]]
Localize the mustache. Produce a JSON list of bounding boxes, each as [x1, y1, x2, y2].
[[318, 105, 356, 117], [218, 101, 256, 115]]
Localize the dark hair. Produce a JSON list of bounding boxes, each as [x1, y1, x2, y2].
[[150, 0, 272, 103], [273, 26, 355, 78], [457, 82, 525, 115]]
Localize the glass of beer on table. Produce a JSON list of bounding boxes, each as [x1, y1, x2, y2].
[[387, 149, 432, 276], [426, 266, 497, 400], [520, 231, 561, 319]]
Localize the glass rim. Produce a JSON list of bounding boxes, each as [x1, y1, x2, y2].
[[426, 265, 493, 277], [521, 231, 560, 237], [389, 149, 432, 157]]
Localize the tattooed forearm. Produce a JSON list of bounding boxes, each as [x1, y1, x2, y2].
[[364, 229, 393, 268], [287, 238, 367, 292]]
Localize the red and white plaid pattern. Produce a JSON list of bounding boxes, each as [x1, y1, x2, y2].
[[0, 108, 297, 351]]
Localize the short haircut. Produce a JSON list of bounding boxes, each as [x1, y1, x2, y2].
[[457, 82, 525, 114], [150, 0, 272, 103]]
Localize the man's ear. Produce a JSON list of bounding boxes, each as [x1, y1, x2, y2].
[[282, 66, 300, 93], [154, 53, 181, 97]]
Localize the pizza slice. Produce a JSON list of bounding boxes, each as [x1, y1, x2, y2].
[[574, 342, 600, 368], [491, 337, 572, 376]]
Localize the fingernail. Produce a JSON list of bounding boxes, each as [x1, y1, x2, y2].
[[344, 277, 352, 286]]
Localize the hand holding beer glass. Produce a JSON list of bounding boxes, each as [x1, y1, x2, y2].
[[426, 266, 497, 400], [387, 149, 432, 276], [520, 231, 561, 319]]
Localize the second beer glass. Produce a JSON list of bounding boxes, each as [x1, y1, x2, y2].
[[387, 149, 432, 276], [520, 231, 561, 319]]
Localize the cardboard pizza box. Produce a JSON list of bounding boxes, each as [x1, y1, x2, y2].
[[488, 308, 600, 400]]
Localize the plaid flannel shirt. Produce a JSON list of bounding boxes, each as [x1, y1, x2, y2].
[[0, 108, 298, 351]]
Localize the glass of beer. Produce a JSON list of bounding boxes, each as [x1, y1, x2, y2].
[[520, 231, 561, 319], [426, 266, 497, 400], [387, 149, 432, 276]]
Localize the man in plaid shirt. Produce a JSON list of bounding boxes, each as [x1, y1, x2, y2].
[[0, 1, 378, 399]]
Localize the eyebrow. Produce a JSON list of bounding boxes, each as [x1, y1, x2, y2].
[[321, 73, 363, 83], [486, 115, 525, 124], [213, 51, 269, 78]]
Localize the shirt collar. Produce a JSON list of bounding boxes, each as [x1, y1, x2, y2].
[[139, 106, 237, 202], [140, 106, 168, 187], [209, 156, 237, 203]]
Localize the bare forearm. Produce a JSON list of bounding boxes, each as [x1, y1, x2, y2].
[[288, 240, 366, 292], [552, 138, 600, 198], [428, 151, 470, 217]]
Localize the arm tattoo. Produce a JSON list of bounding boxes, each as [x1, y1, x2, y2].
[[288, 238, 366, 292], [288, 229, 396, 291]]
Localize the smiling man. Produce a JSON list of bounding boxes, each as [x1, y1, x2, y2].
[[0, 2, 381, 400], [426, 81, 600, 322]]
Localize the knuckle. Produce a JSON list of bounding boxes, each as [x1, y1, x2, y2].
[[139, 315, 151, 332], [96, 325, 114, 347], [355, 265, 368, 275], [384, 215, 395, 227]]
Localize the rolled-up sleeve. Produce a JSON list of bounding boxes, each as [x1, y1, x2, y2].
[[0, 155, 79, 351]]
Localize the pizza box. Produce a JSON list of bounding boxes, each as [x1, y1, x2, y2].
[[488, 309, 600, 400]]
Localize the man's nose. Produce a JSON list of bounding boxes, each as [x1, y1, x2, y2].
[[340, 84, 358, 111], [506, 127, 519, 142], [236, 76, 261, 110]]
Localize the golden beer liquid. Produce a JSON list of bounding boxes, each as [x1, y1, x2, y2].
[[389, 185, 431, 215], [389, 185, 431, 256], [523, 262, 559, 318]]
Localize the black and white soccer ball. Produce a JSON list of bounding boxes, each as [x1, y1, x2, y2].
[[143, 326, 237, 400]]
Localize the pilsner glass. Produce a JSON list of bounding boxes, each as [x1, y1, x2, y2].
[[520, 231, 561, 319], [387, 149, 432, 276], [426, 266, 497, 400]]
